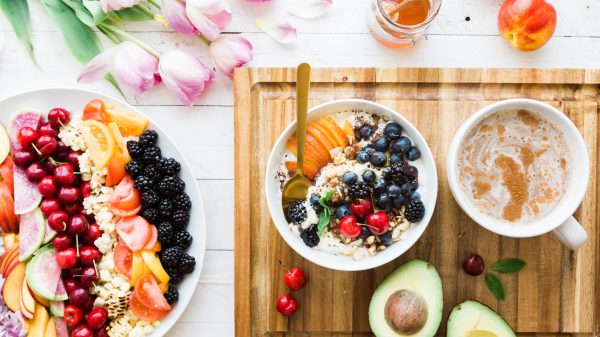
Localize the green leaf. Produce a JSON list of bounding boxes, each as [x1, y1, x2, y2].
[[485, 273, 506, 301], [115, 5, 154, 21], [60, 0, 108, 26], [317, 191, 333, 236], [492, 258, 526, 274], [0, 0, 38, 65]]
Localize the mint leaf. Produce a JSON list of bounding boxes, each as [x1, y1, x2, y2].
[[485, 273, 506, 301], [317, 191, 333, 236], [492, 258, 526, 274]]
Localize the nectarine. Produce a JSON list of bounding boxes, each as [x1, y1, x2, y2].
[[498, 0, 556, 51]]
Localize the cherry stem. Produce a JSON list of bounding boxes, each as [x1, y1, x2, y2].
[[61, 221, 67, 232], [75, 235, 80, 257], [30, 143, 41, 156]]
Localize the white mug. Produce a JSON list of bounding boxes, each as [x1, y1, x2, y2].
[[447, 99, 589, 250]]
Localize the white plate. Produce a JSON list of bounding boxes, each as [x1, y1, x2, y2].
[[0, 88, 206, 337]]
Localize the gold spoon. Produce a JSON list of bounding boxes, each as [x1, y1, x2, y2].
[[282, 63, 312, 210]]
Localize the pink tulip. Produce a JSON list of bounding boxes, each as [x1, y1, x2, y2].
[[158, 50, 215, 106], [162, 0, 199, 35], [210, 35, 253, 79], [186, 0, 232, 41], [78, 41, 159, 94], [100, 0, 141, 12]]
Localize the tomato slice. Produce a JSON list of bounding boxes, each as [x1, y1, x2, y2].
[[116, 216, 150, 252], [105, 156, 127, 187], [83, 99, 109, 123], [111, 204, 142, 218], [144, 226, 158, 250], [129, 291, 169, 322], [114, 240, 132, 279], [110, 175, 141, 216], [133, 274, 171, 312], [81, 120, 116, 169]]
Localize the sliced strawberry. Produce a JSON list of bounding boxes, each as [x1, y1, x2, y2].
[[116, 216, 151, 252]]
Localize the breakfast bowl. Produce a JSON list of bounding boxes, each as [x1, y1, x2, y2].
[[265, 99, 438, 271]]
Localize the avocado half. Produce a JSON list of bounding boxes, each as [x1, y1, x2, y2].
[[447, 301, 516, 337], [369, 259, 443, 337]]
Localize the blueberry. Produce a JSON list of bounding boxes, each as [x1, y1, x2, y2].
[[387, 184, 401, 197], [405, 166, 418, 181], [393, 195, 405, 208], [362, 170, 376, 184], [363, 146, 376, 155], [335, 204, 352, 219], [359, 226, 371, 239], [358, 125, 373, 139], [410, 191, 421, 200], [370, 151, 387, 167], [407, 146, 421, 161], [410, 180, 419, 191], [342, 172, 358, 185], [400, 182, 412, 195], [372, 136, 389, 152], [374, 178, 388, 194], [356, 151, 370, 163], [310, 194, 323, 212], [391, 136, 412, 154], [384, 123, 403, 140], [381, 167, 391, 180], [379, 231, 393, 245], [389, 153, 402, 165], [376, 193, 392, 211]]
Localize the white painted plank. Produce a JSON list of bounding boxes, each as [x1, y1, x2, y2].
[[175, 283, 234, 335], [199, 251, 234, 283], [198, 180, 234, 251]]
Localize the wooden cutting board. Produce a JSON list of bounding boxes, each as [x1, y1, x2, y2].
[[233, 68, 600, 337]]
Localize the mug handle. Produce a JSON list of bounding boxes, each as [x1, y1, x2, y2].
[[552, 216, 588, 250]]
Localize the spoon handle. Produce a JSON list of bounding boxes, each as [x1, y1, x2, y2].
[[295, 63, 311, 174]]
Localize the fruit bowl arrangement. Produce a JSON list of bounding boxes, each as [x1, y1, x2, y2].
[[0, 89, 205, 337]]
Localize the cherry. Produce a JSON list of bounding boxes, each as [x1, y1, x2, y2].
[[25, 162, 47, 182], [86, 308, 108, 330], [17, 127, 38, 148], [53, 233, 73, 251], [38, 175, 58, 197], [79, 246, 101, 266], [83, 223, 102, 245], [54, 164, 76, 186], [80, 265, 98, 288], [58, 186, 80, 204], [66, 151, 81, 170], [71, 324, 94, 337], [64, 202, 83, 216], [284, 267, 307, 291], [349, 198, 373, 219], [34, 135, 58, 156], [462, 254, 485, 276], [95, 327, 109, 337], [13, 149, 35, 167], [65, 266, 84, 279], [67, 214, 88, 234], [64, 304, 84, 327], [43, 159, 58, 174], [40, 198, 62, 217], [38, 122, 59, 138], [366, 211, 389, 235], [339, 215, 362, 238], [48, 108, 71, 128], [56, 247, 78, 269], [48, 211, 68, 232], [276, 294, 298, 316], [80, 182, 92, 199], [56, 140, 70, 159]]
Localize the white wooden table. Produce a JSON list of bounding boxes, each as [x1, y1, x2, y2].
[[0, 0, 599, 336]]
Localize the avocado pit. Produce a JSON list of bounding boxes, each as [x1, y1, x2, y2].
[[384, 289, 428, 335]]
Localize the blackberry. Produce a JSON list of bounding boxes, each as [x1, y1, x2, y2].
[[300, 224, 320, 248], [157, 176, 185, 197], [169, 273, 183, 285], [388, 161, 409, 184], [127, 141, 144, 159], [179, 254, 196, 274], [348, 181, 371, 200], [172, 193, 192, 211], [142, 208, 160, 224], [141, 190, 160, 209], [143, 165, 161, 181], [158, 157, 181, 176], [404, 199, 425, 223], [125, 160, 143, 178], [161, 246, 183, 268], [134, 175, 155, 192], [157, 222, 174, 246], [142, 146, 162, 163], [158, 199, 174, 219], [139, 130, 158, 148], [287, 201, 306, 225], [172, 210, 190, 230], [164, 287, 179, 305], [174, 231, 193, 249]]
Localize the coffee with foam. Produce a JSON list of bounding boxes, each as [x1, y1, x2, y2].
[[457, 109, 570, 224]]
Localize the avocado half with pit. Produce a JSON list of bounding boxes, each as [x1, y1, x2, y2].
[[369, 259, 443, 337], [447, 301, 516, 337]]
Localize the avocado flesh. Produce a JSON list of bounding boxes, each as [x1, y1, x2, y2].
[[447, 301, 515, 337], [369, 259, 443, 337]]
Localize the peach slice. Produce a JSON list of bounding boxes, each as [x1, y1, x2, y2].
[[2, 262, 25, 312], [307, 124, 336, 152], [321, 117, 349, 148]]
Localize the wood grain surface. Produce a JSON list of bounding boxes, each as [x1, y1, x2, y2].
[[234, 67, 600, 337]]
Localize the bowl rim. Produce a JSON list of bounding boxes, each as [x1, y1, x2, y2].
[[265, 98, 438, 271]]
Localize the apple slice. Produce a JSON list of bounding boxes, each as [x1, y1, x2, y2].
[[20, 290, 34, 320], [21, 279, 36, 317], [3, 248, 21, 277], [45, 317, 57, 337], [27, 303, 49, 337], [0, 123, 10, 164], [2, 262, 25, 312], [0, 245, 18, 275]]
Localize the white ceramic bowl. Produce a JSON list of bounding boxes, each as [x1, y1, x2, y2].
[[0, 88, 206, 337], [265, 99, 438, 271]]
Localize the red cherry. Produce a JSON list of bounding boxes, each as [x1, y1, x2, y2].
[[54, 164, 76, 186], [48, 211, 68, 232], [462, 254, 485, 276], [68, 288, 88, 307], [366, 211, 389, 235], [79, 246, 101, 266], [38, 175, 58, 197], [43, 159, 58, 174], [67, 214, 88, 234], [276, 294, 298, 316], [339, 215, 362, 238], [58, 186, 80, 204], [71, 324, 94, 337], [40, 198, 62, 217], [53, 233, 73, 251], [48, 108, 71, 128], [65, 266, 84, 279], [80, 182, 92, 199], [13, 149, 35, 167], [38, 122, 59, 138], [63, 278, 80, 294], [64, 304, 84, 327], [86, 308, 108, 330], [17, 127, 38, 147], [56, 248, 78, 269], [64, 202, 83, 216], [34, 135, 58, 157], [83, 223, 102, 245], [95, 327, 109, 337], [284, 267, 307, 291], [55, 140, 70, 159], [349, 198, 374, 219], [66, 151, 81, 170], [25, 162, 47, 182], [80, 265, 98, 288]]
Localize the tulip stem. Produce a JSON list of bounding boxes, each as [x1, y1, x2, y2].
[[136, 3, 157, 18], [196, 35, 211, 45], [98, 25, 121, 44], [99, 23, 162, 59], [148, 0, 161, 9]]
